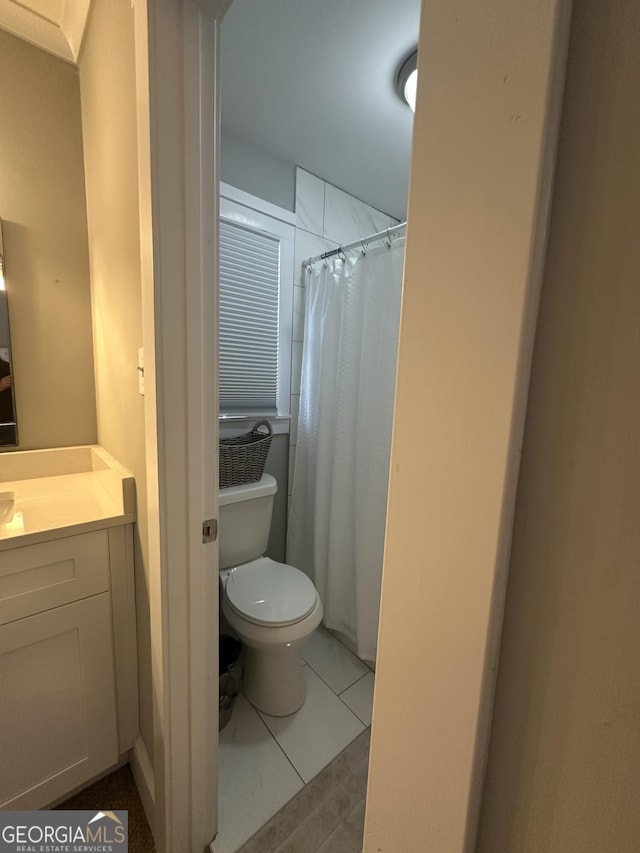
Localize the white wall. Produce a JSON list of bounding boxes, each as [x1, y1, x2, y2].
[[221, 128, 296, 212], [78, 0, 154, 772], [364, 0, 567, 849], [288, 168, 399, 508], [478, 0, 640, 849]]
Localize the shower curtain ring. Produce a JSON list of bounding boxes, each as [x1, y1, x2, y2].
[[386, 229, 392, 248], [360, 240, 367, 255]]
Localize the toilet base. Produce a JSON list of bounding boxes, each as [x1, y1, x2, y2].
[[243, 646, 306, 716]]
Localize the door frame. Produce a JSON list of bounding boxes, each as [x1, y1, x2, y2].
[[135, 0, 230, 850], [138, 0, 572, 851]]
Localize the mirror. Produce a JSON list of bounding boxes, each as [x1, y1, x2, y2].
[[0, 218, 18, 446]]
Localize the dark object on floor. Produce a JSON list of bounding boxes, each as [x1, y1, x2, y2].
[[220, 634, 244, 730], [56, 764, 155, 852], [238, 728, 370, 852]]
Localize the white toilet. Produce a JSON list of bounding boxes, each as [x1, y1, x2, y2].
[[219, 473, 323, 716]]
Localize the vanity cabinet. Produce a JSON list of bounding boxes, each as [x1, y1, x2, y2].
[[0, 525, 138, 809]]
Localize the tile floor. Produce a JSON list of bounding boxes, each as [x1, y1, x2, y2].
[[212, 626, 374, 853], [239, 729, 370, 853]]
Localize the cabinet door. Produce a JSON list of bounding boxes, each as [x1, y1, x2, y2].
[[0, 593, 119, 809]]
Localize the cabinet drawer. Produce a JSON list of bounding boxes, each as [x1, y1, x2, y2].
[[0, 530, 110, 625]]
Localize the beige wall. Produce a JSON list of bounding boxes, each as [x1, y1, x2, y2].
[[364, 0, 567, 849], [477, 1, 640, 850], [78, 0, 154, 768], [0, 29, 97, 450]]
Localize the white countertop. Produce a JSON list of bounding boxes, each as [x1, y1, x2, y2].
[[0, 446, 135, 550]]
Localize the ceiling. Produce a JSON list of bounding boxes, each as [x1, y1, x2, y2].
[[2, 0, 420, 219], [220, 0, 421, 220]]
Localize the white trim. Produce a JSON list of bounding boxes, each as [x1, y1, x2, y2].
[[184, 2, 221, 849], [363, 0, 572, 849], [463, 5, 573, 843], [219, 415, 290, 438], [130, 736, 156, 834], [61, 0, 92, 61], [107, 525, 139, 754], [134, 0, 227, 849], [220, 181, 297, 226], [132, 0, 166, 841], [0, 2, 73, 62], [0, 0, 92, 64]]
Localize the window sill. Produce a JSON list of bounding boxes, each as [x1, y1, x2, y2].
[[219, 414, 290, 438]]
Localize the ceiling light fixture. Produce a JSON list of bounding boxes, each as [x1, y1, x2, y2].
[[396, 49, 418, 113]]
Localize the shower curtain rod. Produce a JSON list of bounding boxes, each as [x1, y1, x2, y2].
[[302, 221, 407, 268]]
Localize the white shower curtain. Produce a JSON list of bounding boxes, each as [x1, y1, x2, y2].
[[287, 240, 404, 661]]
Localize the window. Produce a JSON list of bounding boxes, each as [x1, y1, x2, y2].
[[219, 186, 295, 417], [219, 220, 279, 411]]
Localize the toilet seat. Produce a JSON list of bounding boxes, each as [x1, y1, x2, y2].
[[224, 557, 317, 627]]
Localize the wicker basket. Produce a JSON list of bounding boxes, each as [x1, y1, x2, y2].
[[219, 419, 273, 489]]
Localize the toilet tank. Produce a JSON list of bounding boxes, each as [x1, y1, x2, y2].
[[218, 474, 278, 569]]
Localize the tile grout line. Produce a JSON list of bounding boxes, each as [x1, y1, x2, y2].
[[336, 672, 375, 726], [249, 699, 306, 787], [335, 698, 371, 728], [301, 630, 374, 724], [300, 658, 369, 728], [239, 734, 369, 851], [303, 628, 370, 682], [301, 656, 368, 705], [237, 731, 372, 852], [256, 663, 366, 784], [338, 668, 372, 697]]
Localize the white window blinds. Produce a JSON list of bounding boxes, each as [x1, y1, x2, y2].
[[219, 218, 281, 413]]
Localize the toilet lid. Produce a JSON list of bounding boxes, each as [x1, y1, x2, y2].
[[225, 557, 318, 627]]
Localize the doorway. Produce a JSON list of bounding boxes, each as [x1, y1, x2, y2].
[[213, 1, 418, 848], [143, 0, 571, 850]]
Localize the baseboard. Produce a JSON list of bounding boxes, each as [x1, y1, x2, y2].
[[47, 754, 129, 808], [130, 736, 155, 835]]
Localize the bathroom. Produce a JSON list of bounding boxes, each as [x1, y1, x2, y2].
[[0, 0, 595, 851], [0, 0, 418, 847], [213, 0, 420, 848]]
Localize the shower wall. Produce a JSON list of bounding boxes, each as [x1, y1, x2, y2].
[[219, 136, 400, 550], [289, 168, 400, 506]]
